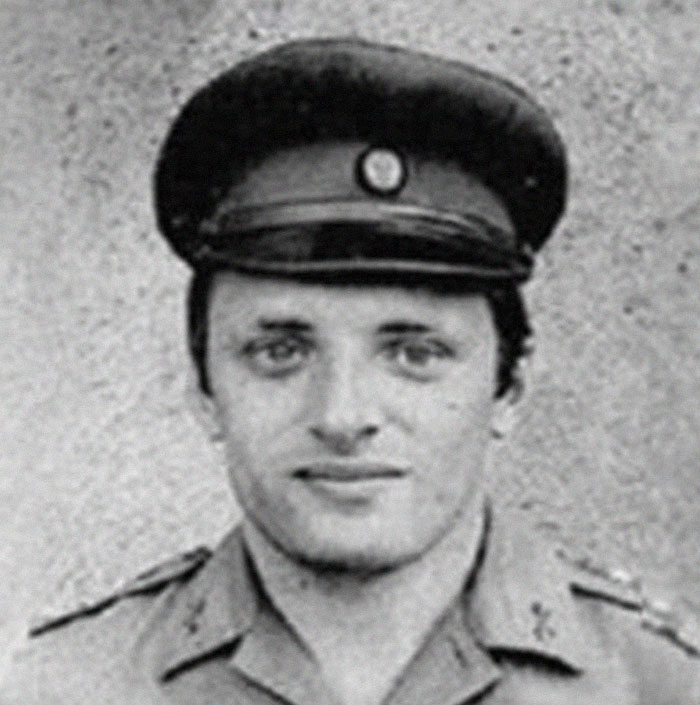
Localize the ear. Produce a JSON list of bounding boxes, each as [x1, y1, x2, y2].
[[490, 394, 517, 439], [186, 372, 225, 443], [490, 356, 530, 440]]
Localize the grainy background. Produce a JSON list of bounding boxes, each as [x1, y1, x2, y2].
[[1, 0, 699, 654]]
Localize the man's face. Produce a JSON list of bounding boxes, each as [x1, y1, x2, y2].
[[203, 272, 498, 570]]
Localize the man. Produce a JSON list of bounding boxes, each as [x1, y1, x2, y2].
[[3, 38, 699, 704]]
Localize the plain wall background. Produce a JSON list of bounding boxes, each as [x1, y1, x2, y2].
[[2, 0, 699, 651]]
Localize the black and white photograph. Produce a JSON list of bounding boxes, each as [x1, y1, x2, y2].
[[1, 1, 699, 702]]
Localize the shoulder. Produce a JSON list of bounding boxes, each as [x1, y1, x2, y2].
[[559, 550, 700, 702], [560, 550, 700, 657], [1, 546, 212, 705]]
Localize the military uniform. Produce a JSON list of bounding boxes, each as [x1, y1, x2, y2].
[[5, 38, 698, 703], [3, 507, 700, 704]]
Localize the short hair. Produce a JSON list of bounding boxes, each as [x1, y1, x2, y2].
[[187, 269, 532, 400]]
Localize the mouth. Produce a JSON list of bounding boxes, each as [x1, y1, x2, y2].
[[293, 462, 407, 482]]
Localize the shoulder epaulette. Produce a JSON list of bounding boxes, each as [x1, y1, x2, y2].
[[28, 545, 212, 637], [558, 549, 700, 657], [560, 550, 644, 609]]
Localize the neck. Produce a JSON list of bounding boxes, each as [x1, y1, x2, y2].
[[242, 497, 486, 705]]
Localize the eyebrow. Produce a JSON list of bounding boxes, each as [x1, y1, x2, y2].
[[253, 318, 434, 334], [377, 321, 433, 334], [256, 317, 313, 332]]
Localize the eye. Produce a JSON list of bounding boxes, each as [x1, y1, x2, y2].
[[242, 336, 313, 376], [381, 338, 454, 379]]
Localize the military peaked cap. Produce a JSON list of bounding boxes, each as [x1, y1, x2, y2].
[[154, 38, 567, 283]]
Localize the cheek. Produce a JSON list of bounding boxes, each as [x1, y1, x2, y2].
[[215, 374, 308, 461], [407, 378, 494, 497], [411, 377, 494, 440]]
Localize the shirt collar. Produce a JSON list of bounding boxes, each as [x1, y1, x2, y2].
[[156, 504, 602, 682], [157, 526, 259, 680], [464, 504, 603, 673]]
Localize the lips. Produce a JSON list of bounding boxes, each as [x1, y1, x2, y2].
[[293, 462, 407, 482]]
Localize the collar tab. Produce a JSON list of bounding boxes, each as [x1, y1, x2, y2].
[[465, 509, 605, 673], [156, 528, 260, 681]]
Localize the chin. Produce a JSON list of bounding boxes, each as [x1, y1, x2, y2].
[[279, 529, 427, 574]]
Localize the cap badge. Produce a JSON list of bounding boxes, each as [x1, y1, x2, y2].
[[357, 147, 407, 196]]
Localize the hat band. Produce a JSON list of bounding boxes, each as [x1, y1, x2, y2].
[[194, 200, 533, 282]]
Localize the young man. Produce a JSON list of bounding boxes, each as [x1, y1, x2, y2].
[[4, 38, 699, 704]]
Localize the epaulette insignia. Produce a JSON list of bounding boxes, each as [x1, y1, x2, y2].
[[559, 549, 700, 657], [28, 546, 212, 637]]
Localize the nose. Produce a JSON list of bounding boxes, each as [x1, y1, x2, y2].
[[307, 352, 381, 454], [308, 423, 379, 455]]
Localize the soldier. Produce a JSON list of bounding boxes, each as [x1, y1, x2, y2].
[[3, 38, 699, 704]]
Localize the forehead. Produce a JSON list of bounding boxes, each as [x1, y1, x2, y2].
[[208, 271, 493, 332]]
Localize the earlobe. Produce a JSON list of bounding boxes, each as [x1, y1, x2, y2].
[[186, 374, 225, 443]]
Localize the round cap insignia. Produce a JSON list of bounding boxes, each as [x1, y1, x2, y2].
[[357, 148, 406, 196]]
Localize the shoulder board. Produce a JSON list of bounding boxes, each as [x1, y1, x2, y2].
[[558, 548, 700, 657], [639, 594, 700, 658], [559, 549, 644, 609], [28, 545, 212, 637]]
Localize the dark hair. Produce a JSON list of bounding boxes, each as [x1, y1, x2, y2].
[[187, 269, 532, 400]]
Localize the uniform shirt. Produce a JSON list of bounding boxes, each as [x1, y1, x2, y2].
[[3, 509, 700, 705]]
